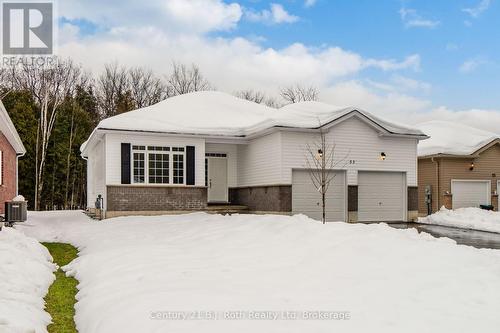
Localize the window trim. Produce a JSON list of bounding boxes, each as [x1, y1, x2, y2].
[[131, 145, 186, 186]]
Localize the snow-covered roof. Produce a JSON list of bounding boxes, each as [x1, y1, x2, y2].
[[416, 121, 500, 157], [82, 91, 427, 153], [279, 101, 426, 137], [0, 100, 26, 155]]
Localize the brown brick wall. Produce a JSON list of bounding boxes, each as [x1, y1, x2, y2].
[[107, 186, 207, 211], [0, 131, 17, 214], [229, 185, 292, 212], [407, 186, 418, 211], [348, 185, 358, 212]]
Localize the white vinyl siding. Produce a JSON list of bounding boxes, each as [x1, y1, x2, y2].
[[358, 171, 406, 222], [451, 180, 491, 209], [292, 169, 346, 222], [86, 138, 106, 208], [206, 143, 238, 188], [237, 132, 282, 187], [105, 133, 205, 187], [280, 116, 418, 187]]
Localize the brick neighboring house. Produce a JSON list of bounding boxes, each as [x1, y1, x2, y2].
[[417, 121, 500, 216], [82, 91, 429, 222], [0, 101, 26, 214]]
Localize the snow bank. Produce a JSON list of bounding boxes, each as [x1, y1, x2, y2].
[[18, 211, 500, 333], [0, 227, 56, 333], [416, 120, 500, 157], [419, 207, 500, 233]]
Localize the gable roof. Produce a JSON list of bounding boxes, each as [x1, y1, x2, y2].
[[279, 101, 428, 137], [0, 100, 26, 155], [81, 91, 427, 154], [416, 120, 500, 157]]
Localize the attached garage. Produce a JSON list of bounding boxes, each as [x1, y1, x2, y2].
[[358, 171, 406, 222], [292, 169, 346, 222], [451, 180, 491, 209]]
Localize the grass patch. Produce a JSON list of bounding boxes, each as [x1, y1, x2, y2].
[[42, 242, 79, 333]]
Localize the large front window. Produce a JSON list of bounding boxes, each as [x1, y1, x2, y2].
[[149, 153, 169, 184], [132, 146, 185, 185]]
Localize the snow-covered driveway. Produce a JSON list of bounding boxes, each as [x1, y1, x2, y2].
[[16, 211, 500, 333]]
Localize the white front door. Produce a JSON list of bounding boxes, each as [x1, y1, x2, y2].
[[451, 180, 490, 209], [208, 157, 228, 203]]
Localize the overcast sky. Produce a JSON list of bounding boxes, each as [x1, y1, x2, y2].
[[56, 0, 500, 133]]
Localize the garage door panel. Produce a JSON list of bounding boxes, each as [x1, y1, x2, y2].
[[358, 171, 405, 222], [451, 180, 490, 209], [292, 170, 346, 222]]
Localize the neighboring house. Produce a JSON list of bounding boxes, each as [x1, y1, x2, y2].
[[0, 101, 26, 213], [81, 91, 428, 222], [417, 121, 500, 216]]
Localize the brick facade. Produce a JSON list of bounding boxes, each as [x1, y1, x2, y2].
[[407, 186, 418, 211], [229, 185, 292, 212], [0, 131, 17, 214], [348, 185, 358, 212], [107, 185, 207, 212]]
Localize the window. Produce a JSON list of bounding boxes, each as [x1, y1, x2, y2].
[[149, 153, 169, 184], [205, 153, 227, 158], [133, 152, 145, 183], [173, 154, 184, 184], [132, 145, 186, 185]]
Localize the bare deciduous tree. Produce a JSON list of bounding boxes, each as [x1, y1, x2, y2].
[[235, 89, 266, 104], [263, 96, 282, 108], [97, 62, 129, 119], [167, 62, 213, 96], [305, 123, 349, 224], [13, 59, 83, 210], [0, 65, 17, 100], [128, 67, 170, 108], [98, 63, 173, 118], [235, 89, 282, 108], [280, 84, 319, 104]]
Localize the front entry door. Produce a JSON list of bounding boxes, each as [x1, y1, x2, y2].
[[208, 157, 228, 202]]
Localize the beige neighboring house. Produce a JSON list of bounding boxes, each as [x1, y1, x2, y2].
[[417, 121, 500, 216]]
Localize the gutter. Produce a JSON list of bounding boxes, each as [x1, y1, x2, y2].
[[15, 151, 25, 196]]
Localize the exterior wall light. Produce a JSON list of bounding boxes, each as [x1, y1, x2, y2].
[[380, 152, 386, 160], [316, 149, 323, 160], [469, 162, 474, 171]]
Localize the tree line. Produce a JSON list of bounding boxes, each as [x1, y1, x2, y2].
[[0, 58, 318, 210]]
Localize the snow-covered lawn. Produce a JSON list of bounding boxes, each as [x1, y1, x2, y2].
[[419, 207, 500, 234], [13, 211, 500, 333], [0, 227, 56, 333]]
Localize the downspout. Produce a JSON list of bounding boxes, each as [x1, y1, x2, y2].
[[15, 152, 26, 196]]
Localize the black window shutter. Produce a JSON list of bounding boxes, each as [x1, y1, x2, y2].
[[186, 146, 195, 185], [121, 143, 131, 184]]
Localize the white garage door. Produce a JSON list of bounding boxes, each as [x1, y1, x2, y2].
[[451, 180, 490, 209], [358, 171, 406, 222], [292, 170, 346, 222]]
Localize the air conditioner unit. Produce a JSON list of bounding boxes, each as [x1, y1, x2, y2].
[[5, 201, 27, 222]]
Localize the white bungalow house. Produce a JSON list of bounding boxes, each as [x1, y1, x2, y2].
[[81, 91, 428, 222]]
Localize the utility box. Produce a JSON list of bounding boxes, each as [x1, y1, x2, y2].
[[5, 201, 28, 222]]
